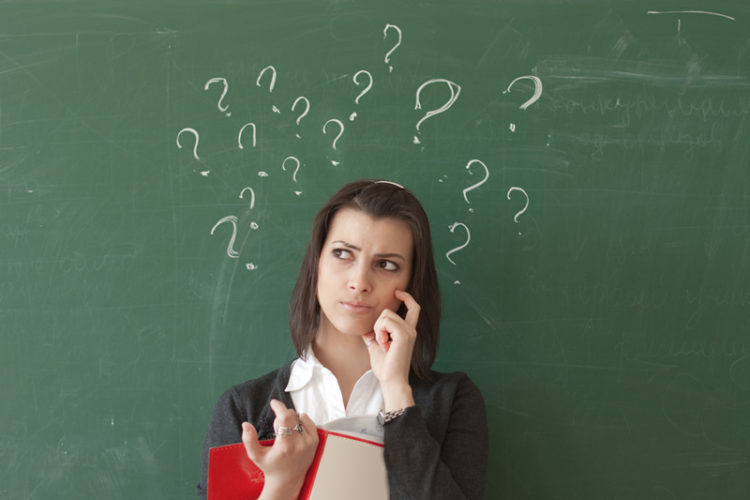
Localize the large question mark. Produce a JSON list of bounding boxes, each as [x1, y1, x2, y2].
[[210, 215, 240, 258], [503, 75, 543, 132], [176, 127, 200, 160], [238, 123, 257, 149], [204, 77, 231, 117], [462, 159, 490, 210], [282, 156, 302, 196], [506, 186, 530, 235], [446, 222, 471, 266], [383, 24, 402, 72], [292, 96, 310, 138], [414, 79, 462, 144], [350, 70, 373, 121], [323, 118, 345, 158]]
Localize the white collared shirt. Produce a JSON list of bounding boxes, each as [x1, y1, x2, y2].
[[286, 350, 384, 440]]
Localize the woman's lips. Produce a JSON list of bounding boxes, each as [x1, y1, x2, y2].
[[340, 301, 372, 313]]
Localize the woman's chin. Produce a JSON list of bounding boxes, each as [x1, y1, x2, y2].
[[331, 320, 372, 338]]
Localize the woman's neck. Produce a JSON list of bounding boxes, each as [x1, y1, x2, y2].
[[312, 325, 371, 408]]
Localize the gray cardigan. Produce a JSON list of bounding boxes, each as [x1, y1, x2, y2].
[[197, 361, 488, 499]]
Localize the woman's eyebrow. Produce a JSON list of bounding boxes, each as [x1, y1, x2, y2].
[[331, 240, 358, 249], [331, 240, 406, 261]]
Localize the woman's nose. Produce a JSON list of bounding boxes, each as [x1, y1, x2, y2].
[[348, 262, 371, 292]]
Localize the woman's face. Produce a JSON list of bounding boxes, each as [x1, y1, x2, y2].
[[316, 207, 413, 338]]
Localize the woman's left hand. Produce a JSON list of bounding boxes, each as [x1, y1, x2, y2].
[[362, 289, 420, 409]]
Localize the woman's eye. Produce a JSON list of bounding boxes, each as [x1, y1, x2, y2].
[[379, 260, 399, 272], [332, 248, 352, 260]]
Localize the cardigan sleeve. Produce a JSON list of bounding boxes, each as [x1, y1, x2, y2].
[[383, 373, 488, 500], [196, 387, 246, 499]]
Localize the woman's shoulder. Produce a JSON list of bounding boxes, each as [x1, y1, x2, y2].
[[217, 362, 291, 411], [221, 361, 294, 403], [208, 361, 295, 440], [416, 367, 480, 385], [411, 368, 484, 401]]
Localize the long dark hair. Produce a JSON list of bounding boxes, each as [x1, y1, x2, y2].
[[289, 180, 441, 379]]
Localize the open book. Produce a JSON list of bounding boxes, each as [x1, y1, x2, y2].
[[208, 428, 388, 499]]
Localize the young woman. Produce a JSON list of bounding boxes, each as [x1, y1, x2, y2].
[[198, 180, 488, 499]]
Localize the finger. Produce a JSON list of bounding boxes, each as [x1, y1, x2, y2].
[[373, 316, 391, 352], [298, 413, 319, 445], [269, 398, 288, 415], [376, 311, 415, 341], [241, 422, 266, 461], [270, 400, 303, 441], [269, 399, 298, 424], [394, 289, 420, 329], [363, 332, 386, 367], [362, 332, 377, 348]]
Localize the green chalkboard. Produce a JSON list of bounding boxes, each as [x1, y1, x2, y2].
[[2, 1, 749, 498]]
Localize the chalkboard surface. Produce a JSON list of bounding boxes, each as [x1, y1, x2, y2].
[[2, 1, 749, 498]]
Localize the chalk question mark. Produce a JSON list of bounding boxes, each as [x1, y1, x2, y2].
[[282, 156, 302, 196], [462, 159, 490, 211], [506, 186, 529, 234], [176, 127, 200, 161], [292, 96, 310, 138], [239, 187, 255, 210], [383, 24, 402, 72], [323, 119, 345, 164], [350, 70, 373, 121], [204, 77, 231, 117], [210, 215, 240, 258], [446, 222, 471, 266], [503, 75, 543, 132], [414, 79, 462, 144], [256, 65, 280, 113], [256, 65, 277, 92], [239, 187, 260, 233], [238, 123, 257, 149]]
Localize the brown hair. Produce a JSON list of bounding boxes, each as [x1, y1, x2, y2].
[[289, 180, 441, 379]]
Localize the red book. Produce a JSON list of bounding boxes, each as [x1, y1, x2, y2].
[[208, 428, 388, 499]]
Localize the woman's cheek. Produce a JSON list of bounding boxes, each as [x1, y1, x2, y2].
[[384, 293, 404, 314]]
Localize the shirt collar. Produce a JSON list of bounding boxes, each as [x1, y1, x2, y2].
[[285, 348, 321, 392]]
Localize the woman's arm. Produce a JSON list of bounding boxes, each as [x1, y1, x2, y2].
[[384, 374, 488, 500], [363, 290, 488, 498]]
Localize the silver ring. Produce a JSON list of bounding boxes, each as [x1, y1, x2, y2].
[[275, 423, 304, 437]]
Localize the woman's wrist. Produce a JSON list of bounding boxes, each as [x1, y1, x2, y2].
[[381, 380, 415, 411], [259, 477, 304, 500]]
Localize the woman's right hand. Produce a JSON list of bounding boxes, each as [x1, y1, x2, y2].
[[242, 399, 319, 500]]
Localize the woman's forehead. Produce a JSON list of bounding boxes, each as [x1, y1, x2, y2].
[[325, 208, 413, 254]]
